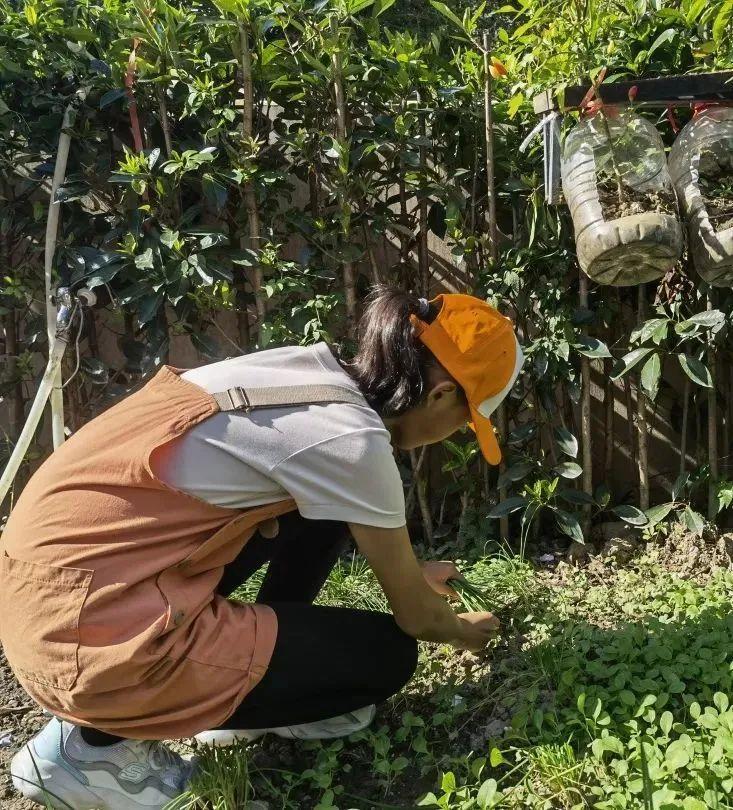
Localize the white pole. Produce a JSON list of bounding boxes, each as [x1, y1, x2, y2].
[[0, 337, 69, 504], [44, 98, 78, 448]]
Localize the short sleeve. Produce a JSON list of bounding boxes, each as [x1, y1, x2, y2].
[[268, 428, 406, 528]]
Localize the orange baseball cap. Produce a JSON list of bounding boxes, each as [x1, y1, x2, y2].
[[411, 293, 523, 465]]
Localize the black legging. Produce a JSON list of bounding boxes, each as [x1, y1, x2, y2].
[[82, 513, 417, 744]]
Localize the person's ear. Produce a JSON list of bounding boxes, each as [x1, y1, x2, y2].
[[426, 380, 457, 406]]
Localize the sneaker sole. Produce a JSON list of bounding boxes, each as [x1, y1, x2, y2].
[[11, 743, 178, 810]]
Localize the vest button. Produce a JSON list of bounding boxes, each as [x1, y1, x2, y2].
[[173, 610, 185, 626]]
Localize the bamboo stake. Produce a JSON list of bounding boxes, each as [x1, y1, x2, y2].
[[482, 32, 508, 541], [239, 21, 266, 342], [579, 272, 593, 529], [45, 96, 81, 448], [637, 286, 649, 511], [330, 16, 357, 335], [706, 292, 719, 521]]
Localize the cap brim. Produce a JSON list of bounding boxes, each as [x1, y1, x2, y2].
[[469, 404, 502, 465]]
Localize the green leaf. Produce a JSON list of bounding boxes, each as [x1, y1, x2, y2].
[[134, 248, 154, 270], [645, 502, 676, 528], [554, 462, 583, 480], [684, 309, 725, 329], [684, 506, 705, 536], [489, 497, 528, 518], [574, 336, 611, 358], [372, 0, 397, 15], [611, 347, 654, 380], [640, 353, 661, 400], [99, 88, 127, 109], [665, 738, 691, 771], [612, 505, 649, 526], [682, 799, 707, 810], [634, 317, 670, 345], [714, 692, 729, 713], [477, 779, 498, 809], [441, 771, 456, 793], [489, 747, 504, 767], [647, 27, 676, 57], [555, 509, 584, 543], [497, 461, 535, 488], [713, 0, 733, 43], [428, 0, 466, 30], [559, 488, 595, 506], [553, 427, 578, 458], [660, 711, 673, 735], [678, 355, 713, 388]]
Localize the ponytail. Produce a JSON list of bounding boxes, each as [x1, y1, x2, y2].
[[344, 285, 440, 417]]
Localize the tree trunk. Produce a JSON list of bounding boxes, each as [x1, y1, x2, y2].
[[579, 271, 593, 530], [330, 16, 357, 335], [239, 22, 266, 342]]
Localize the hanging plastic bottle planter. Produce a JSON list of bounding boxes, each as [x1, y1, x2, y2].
[[561, 107, 683, 286], [669, 106, 733, 287]]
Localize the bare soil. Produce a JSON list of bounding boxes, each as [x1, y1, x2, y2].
[[598, 178, 677, 220]]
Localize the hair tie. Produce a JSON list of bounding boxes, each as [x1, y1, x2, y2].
[[416, 298, 430, 319]]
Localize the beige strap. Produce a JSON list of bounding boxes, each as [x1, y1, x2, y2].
[[212, 384, 367, 413]]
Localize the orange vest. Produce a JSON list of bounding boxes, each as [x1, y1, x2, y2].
[[0, 366, 296, 739]]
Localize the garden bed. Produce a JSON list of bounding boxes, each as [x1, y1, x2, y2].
[[3, 526, 733, 809]]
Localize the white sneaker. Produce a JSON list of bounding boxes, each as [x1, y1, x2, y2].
[[195, 704, 376, 747], [11, 717, 192, 809]]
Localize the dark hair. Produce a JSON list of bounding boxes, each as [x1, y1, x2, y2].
[[342, 286, 441, 417]]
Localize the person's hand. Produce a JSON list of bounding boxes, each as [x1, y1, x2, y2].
[[453, 611, 501, 652], [421, 560, 462, 600], [257, 518, 280, 539]]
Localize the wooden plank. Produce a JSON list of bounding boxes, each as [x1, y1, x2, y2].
[[533, 71, 733, 114]]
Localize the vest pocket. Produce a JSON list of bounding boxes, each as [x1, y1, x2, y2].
[[0, 554, 92, 690]]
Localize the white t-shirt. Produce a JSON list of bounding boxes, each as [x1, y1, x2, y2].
[[152, 343, 407, 529]]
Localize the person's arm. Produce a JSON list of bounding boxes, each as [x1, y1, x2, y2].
[[348, 522, 499, 652]]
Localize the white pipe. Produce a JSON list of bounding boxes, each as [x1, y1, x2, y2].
[[44, 98, 78, 448], [0, 337, 69, 504]]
